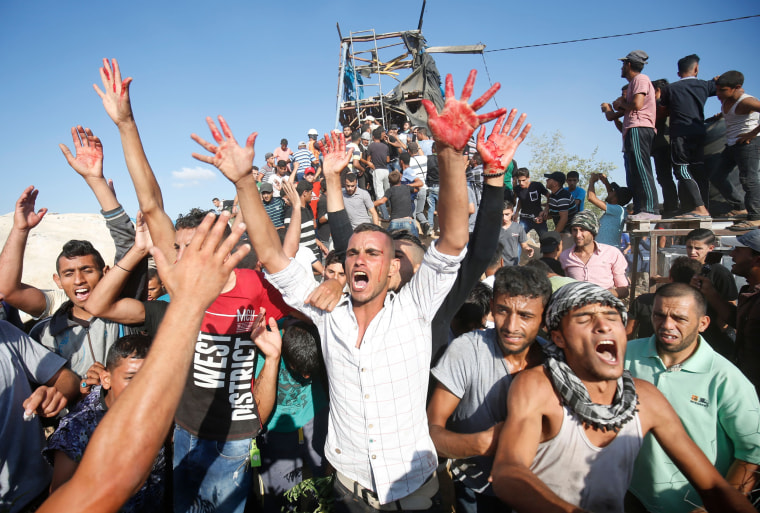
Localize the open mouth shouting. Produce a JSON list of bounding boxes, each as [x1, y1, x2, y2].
[[595, 339, 618, 364], [74, 288, 91, 302], [352, 271, 369, 292]]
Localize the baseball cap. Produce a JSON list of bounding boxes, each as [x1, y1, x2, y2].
[[609, 182, 633, 206], [544, 172, 566, 186], [618, 50, 649, 65], [361, 132, 371, 141], [264, 152, 274, 159], [721, 231, 760, 252], [298, 141, 307, 147], [259, 182, 274, 193], [540, 232, 561, 253], [304, 167, 316, 175]]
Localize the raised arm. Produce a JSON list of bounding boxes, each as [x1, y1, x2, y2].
[[281, 181, 302, 259], [423, 70, 506, 255], [251, 313, 281, 425], [0, 187, 49, 317], [38, 213, 250, 513], [191, 116, 290, 274], [59, 126, 119, 212], [94, 58, 176, 262], [585, 174, 607, 211]]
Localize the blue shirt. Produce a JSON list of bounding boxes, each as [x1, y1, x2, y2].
[[597, 203, 625, 247]]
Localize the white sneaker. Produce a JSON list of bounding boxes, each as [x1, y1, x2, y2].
[[628, 212, 662, 221]]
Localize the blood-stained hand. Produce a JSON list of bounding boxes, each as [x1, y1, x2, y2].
[[476, 109, 531, 174], [318, 132, 352, 180], [14, 186, 47, 232], [93, 58, 134, 126], [59, 126, 104, 181], [422, 70, 507, 151], [191, 116, 258, 185]]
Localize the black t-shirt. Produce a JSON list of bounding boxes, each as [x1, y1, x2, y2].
[[385, 184, 414, 220], [702, 262, 739, 358], [515, 182, 548, 218], [315, 194, 330, 243], [540, 257, 565, 277], [660, 78, 717, 137], [426, 155, 439, 186], [629, 292, 655, 339], [368, 141, 390, 170]]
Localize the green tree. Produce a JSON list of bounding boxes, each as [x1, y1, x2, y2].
[[527, 131, 618, 220]]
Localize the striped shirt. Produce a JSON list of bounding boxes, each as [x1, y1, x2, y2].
[[263, 197, 285, 228], [548, 188, 578, 230], [284, 206, 320, 261], [292, 148, 315, 177]]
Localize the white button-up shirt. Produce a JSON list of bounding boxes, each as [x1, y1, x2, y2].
[[266, 242, 465, 503]]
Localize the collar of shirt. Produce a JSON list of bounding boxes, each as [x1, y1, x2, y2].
[[644, 335, 713, 374]]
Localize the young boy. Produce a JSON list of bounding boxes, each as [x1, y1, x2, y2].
[[715, 70, 760, 230], [565, 170, 586, 212], [146, 268, 165, 301], [374, 169, 419, 236], [513, 167, 550, 237], [586, 173, 633, 247], [322, 250, 347, 287], [499, 201, 534, 266], [44, 334, 166, 512]]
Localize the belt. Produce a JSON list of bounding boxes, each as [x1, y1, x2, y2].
[[335, 471, 439, 511]]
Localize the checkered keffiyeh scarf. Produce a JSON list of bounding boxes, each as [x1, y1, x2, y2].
[[543, 281, 637, 432], [542, 342, 638, 432]]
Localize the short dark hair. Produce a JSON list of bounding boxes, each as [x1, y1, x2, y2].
[[252, 165, 259, 171], [354, 222, 389, 237], [524, 258, 554, 277], [717, 71, 744, 88], [390, 229, 426, 252], [399, 152, 411, 166], [276, 160, 288, 168], [282, 320, 323, 379], [668, 256, 702, 284], [515, 167, 530, 179], [416, 127, 429, 138], [655, 282, 707, 317], [492, 265, 552, 306], [651, 78, 670, 90], [453, 282, 493, 330], [56, 240, 106, 274], [343, 172, 357, 184], [503, 200, 515, 211], [407, 141, 419, 154], [296, 181, 313, 195], [567, 171, 579, 179], [212, 197, 220, 202], [628, 60, 644, 73], [234, 238, 258, 270], [372, 127, 384, 140], [175, 208, 232, 237], [351, 131, 361, 143], [685, 228, 716, 246], [388, 170, 402, 185], [105, 333, 151, 370], [324, 250, 343, 268], [471, 153, 483, 166], [677, 54, 700, 74], [488, 242, 505, 269], [147, 267, 161, 281], [280, 138, 288, 145]]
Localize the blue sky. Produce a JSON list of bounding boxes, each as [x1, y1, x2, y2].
[[1, 1, 758, 219]]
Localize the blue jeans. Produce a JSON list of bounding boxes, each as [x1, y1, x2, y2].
[[426, 185, 439, 229], [173, 425, 252, 513], [389, 218, 419, 237], [453, 482, 506, 513], [519, 217, 548, 238], [716, 139, 760, 220]]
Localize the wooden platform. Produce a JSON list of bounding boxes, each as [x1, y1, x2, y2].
[[626, 215, 746, 298]]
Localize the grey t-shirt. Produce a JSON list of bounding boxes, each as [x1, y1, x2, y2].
[[431, 329, 513, 494], [342, 188, 374, 228], [498, 222, 527, 266], [0, 321, 66, 512]]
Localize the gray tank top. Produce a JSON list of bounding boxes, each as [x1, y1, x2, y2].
[[530, 405, 643, 513]]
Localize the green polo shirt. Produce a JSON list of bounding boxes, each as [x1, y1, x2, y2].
[[624, 336, 760, 513]]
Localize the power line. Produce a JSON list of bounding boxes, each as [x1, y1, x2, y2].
[[484, 14, 760, 53]]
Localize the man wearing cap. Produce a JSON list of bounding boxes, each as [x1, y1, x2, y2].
[[260, 182, 286, 231], [586, 173, 633, 247], [693, 230, 760, 394], [559, 210, 629, 298], [625, 282, 760, 513], [540, 171, 578, 236], [613, 50, 660, 221], [490, 281, 756, 513], [260, 152, 276, 183], [292, 141, 316, 182]]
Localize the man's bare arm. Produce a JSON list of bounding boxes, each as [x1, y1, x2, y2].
[[38, 213, 250, 513], [585, 174, 607, 211], [427, 383, 502, 459], [0, 187, 49, 317], [252, 314, 281, 425], [94, 58, 176, 262], [22, 366, 81, 419]]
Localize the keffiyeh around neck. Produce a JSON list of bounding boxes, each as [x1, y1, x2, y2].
[[542, 341, 638, 432]]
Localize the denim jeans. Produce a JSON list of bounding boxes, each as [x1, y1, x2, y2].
[[414, 186, 428, 226], [173, 425, 252, 513], [389, 218, 419, 237], [453, 482, 506, 513], [519, 217, 548, 238], [716, 139, 760, 220], [372, 168, 390, 219], [426, 185, 439, 229]]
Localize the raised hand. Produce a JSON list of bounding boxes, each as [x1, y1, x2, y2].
[[14, 186, 47, 231], [476, 109, 531, 174], [79, 362, 106, 395], [191, 116, 257, 185], [422, 70, 507, 151], [282, 180, 300, 208], [133, 211, 153, 253], [318, 131, 352, 180], [59, 126, 104, 180], [93, 58, 134, 126], [251, 313, 282, 360], [151, 212, 249, 309]]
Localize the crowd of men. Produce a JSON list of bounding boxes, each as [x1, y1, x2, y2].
[[0, 53, 759, 513]]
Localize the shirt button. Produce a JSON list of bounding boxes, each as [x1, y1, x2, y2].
[[368, 424, 373, 429], [364, 394, 370, 399], [371, 455, 377, 460], [335, 448, 341, 454], [361, 368, 366, 372]]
